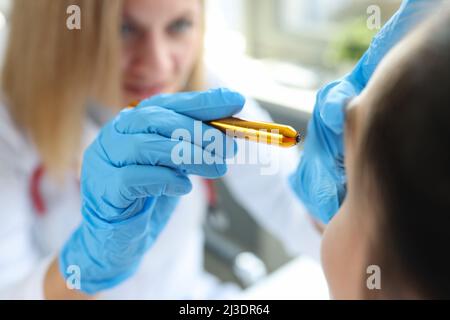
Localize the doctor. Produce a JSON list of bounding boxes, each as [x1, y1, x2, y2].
[[0, 0, 320, 299]]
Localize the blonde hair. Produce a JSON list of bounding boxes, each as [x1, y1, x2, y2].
[[1, 0, 205, 179], [184, 0, 205, 92], [2, 0, 121, 178]]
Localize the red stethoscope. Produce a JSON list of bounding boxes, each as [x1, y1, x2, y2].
[[30, 165, 217, 216], [30, 165, 46, 216]]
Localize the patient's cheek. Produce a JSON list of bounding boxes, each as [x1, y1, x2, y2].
[[321, 202, 363, 299], [321, 210, 346, 298]]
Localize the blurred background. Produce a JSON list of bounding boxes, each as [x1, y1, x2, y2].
[[0, 0, 402, 298]]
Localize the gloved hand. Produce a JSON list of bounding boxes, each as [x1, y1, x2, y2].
[[290, 0, 437, 224], [59, 88, 245, 294]]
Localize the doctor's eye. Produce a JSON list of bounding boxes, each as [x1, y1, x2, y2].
[[167, 18, 193, 36], [121, 22, 140, 40]]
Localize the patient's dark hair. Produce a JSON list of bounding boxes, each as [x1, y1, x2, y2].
[[359, 7, 450, 298]]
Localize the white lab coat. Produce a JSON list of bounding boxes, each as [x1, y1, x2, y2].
[[0, 81, 321, 299]]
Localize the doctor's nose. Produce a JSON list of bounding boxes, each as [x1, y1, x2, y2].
[[137, 31, 173, 78]]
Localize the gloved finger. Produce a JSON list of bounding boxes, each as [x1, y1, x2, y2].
[[148, 196, 180, 239], [82, 165, 191, 221], [289, 160, 342, 224], [114, 105, 237, 158], [316, 79, 361, 135], [290, 136, 345, 224], [136, 88, 245, 121], [117, 165, 193, 199], [107, 133, 229, 178], [289, 103, 347, 223]]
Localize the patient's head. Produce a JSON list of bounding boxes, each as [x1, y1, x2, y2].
[[321, 6, 450, 299]]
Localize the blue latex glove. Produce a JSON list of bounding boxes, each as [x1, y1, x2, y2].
[[290, 0, 437, 224], [59, 88, 245, 294]]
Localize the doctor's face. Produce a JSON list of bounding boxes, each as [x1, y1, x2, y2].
[[120, 0, 203, 104]]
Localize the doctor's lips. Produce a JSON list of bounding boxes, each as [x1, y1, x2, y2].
[[128, 101, 304, 148], [124, 83, 167, 98]]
